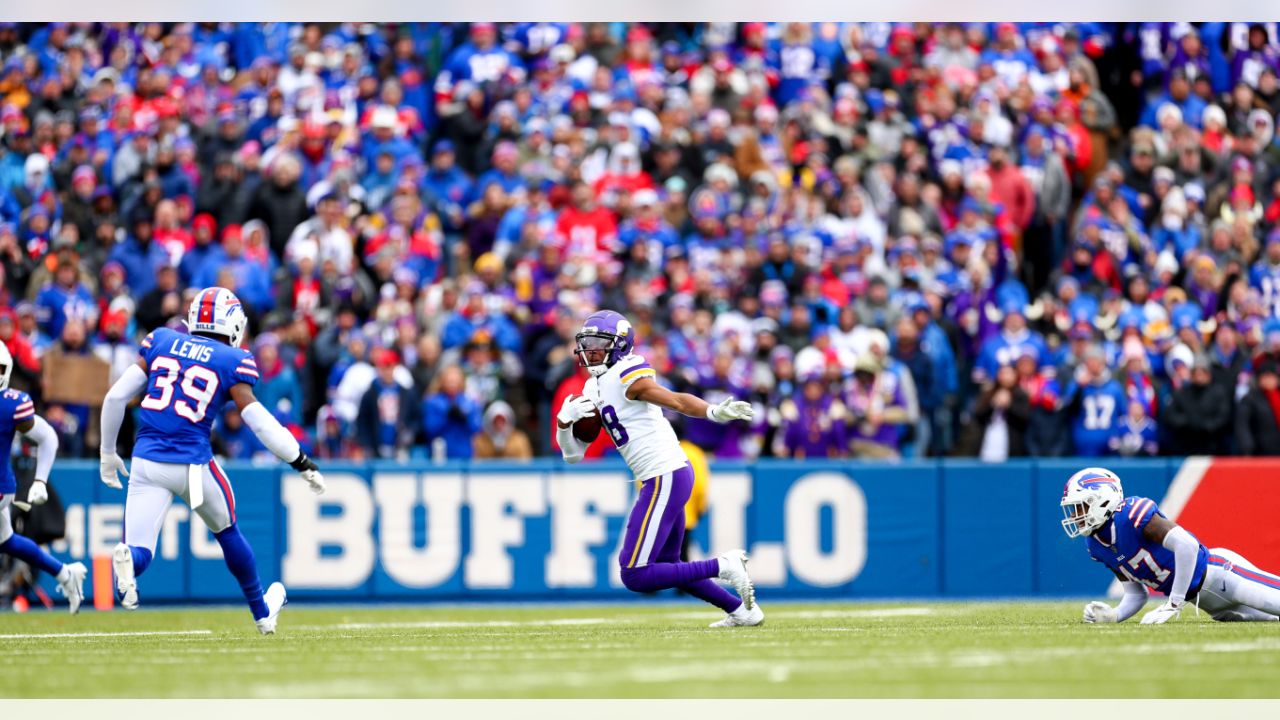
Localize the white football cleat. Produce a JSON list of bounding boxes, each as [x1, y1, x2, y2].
[[112, 543, 138, 610], [256, 582, 287, 635], [710, 603, 765, 628], [717, 548, 755, 610], [56, 562, 87, 615]]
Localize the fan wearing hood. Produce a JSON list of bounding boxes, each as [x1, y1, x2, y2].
[[473, 400, 532, 459]]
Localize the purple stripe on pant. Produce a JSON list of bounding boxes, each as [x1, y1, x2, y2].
[[617, 463, 742, 613]]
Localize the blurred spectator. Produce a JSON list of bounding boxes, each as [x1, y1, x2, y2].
[[845, 354, 908, 459], [252, 333, 303, 425], [964, 363, 1032, 462], [1061, 345, 1128, 457], [780, 372, 847, 459], [1109, 400, 1160, 457], [1236, 357, 1280, 455], [424, 365, 483, 460], [473, 400, 534, 459], [356, 349, 419, 460], [1165, 354, 1233, 454]]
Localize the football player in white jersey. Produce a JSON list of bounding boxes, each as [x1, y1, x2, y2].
[[556, 310, 762, 627]]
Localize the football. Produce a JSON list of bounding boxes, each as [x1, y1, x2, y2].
[[573, 411, 603, 443]]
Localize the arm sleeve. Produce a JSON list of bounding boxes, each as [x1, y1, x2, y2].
[[20, 415, 58, 482], [555, 423, 588, 464], [241, 401, 302, 464], [1161, 525, 1200, 605], [100, 363, 149, 453], [1115, 581, 1149, 622]]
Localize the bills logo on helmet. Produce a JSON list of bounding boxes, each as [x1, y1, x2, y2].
[[1079, 478, 1120, 493]]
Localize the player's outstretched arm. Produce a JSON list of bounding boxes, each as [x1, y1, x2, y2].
[[230, 384, 325, 495], [12, 415, 58, 511], [1083, 573, 1148, 624], [100, 361, 149, 489], [625, 377, 754, 423], [1139, 514, 1197, 624]]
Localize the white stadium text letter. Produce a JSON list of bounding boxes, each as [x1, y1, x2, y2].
[[374, 472, 463, 588], [465, 475, 546, 589], [282, 473, 375, 588], [784, 472, 867, 587], [546, 472, 630, 588]]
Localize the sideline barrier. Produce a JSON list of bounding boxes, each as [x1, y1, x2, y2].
[[35, 457, 1271, 602]]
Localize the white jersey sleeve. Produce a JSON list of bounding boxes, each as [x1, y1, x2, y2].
[[584, 354, 688, 481]]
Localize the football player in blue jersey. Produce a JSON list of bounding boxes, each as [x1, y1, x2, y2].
[[99, 287, 327, 634], [1063, 467, 1280, 624], [0, 344, 86, 613]]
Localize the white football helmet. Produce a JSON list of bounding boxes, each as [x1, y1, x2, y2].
[[0, 341, 12, 391], [187, 287, 248, 348], [1060, 467, 1125, 538]]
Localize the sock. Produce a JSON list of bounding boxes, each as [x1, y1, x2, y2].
[[130, 546, 154, 577], [0, 533, 64, 576], [620, 558, 720, 594], [677, 578, 743, 613], [214, 523, 268, 621]]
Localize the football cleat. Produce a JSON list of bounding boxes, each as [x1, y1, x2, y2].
[[710, 603, 765, 628], [256, 582, 287, 635], [112, 543, 139, 610], [56, 562, 87, 615], [717, 548, 755, 610]]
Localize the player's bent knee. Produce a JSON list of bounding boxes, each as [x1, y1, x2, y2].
[[620, 566, 658, 593]]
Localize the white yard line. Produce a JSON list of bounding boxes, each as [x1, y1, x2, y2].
[[292, 617, 614, 631], [776, 608, 936, 619], [0, 630, 213, 640], [291, 607, 935, 632]]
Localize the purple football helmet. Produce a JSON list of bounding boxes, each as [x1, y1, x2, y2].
[[575, 310, 634, 376]]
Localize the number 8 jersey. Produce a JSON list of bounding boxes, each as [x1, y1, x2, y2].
[[582, 354, 688, 482], [134, 326, 259, 464]]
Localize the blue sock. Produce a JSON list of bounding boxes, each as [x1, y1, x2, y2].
[[0, 533, 64, 576], [130, 546, 153, 576], [214, 523, 268, 621]]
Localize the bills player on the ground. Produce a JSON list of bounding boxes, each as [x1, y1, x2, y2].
[[0, 344, 86, 613], [98, 287, 326, 634], [1064, 467, 1280, 624], [556, 309, 761, 627]]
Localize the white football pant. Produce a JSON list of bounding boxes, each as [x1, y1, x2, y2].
[[124, 458, 237, 553]]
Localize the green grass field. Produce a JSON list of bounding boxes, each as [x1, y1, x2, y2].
[[1, 600, 1278, 698]]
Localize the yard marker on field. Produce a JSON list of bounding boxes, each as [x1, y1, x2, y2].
[[92, 553, 113, 611]]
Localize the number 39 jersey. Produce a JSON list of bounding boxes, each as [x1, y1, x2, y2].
[[583, 354, 688, 482], [1086, 496, 1208, 596], [134, 326, 259, 464]]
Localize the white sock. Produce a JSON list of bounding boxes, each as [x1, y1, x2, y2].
[[56, 565, 69, 583]]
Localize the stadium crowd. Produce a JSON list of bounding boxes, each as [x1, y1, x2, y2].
[[2, 21, 1280, 465]]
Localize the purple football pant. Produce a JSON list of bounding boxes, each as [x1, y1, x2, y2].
[[617, 463, 741, 613]]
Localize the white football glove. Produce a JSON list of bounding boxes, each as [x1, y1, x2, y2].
[[12, 479, 48, 512], [1082, 600, 1119, 624], [707, 397, 754, 423], [100, 452, 128, 489], [301, 468, 326, 495], [557, 395, 597, 426], [1140, 601, 1182, 625]]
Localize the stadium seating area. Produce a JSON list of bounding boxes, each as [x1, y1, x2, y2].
[[3, 22, 1280, 462]]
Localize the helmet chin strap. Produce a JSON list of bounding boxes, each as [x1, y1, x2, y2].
[[587, 363, 609, 377]]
